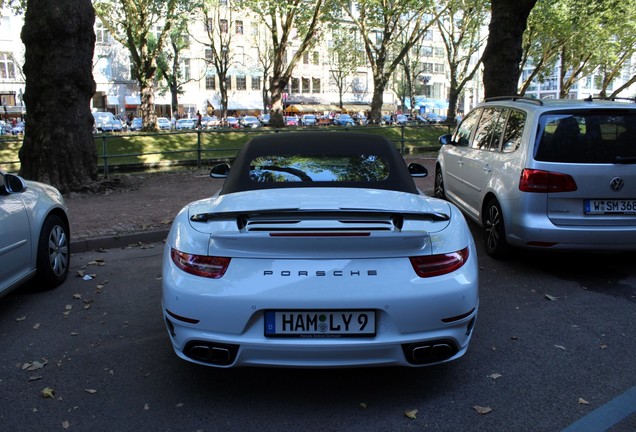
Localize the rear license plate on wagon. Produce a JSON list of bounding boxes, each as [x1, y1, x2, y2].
[[585, 199, 636, 215], [264, 310, 376, 338]]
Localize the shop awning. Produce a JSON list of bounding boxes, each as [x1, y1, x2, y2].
[[107, 96, 119, 106], [222, 94, 263, 111], [125, 95, 141, 107], [341, 104, 371, 113]]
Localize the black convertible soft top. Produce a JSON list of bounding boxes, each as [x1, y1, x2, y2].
[[219, 132, 418, 195]]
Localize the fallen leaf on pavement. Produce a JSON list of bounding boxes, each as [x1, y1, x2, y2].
[[545, 294, 557, 301], [16, 316, 26, 322], [554, 345, 566, 350], [488, 373, 502, 380], [41, 387, 55, 398], [473, 405, 492, 415], [85, 389, 97, 394], [62, 420, 70, 430], [578, 398, 590, 405], [23, 360, 47, 371], [404, 409, 418, 419]]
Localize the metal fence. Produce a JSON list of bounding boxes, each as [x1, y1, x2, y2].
[[1, 124, 452, 177]]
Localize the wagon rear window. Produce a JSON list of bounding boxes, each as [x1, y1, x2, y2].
[[249, 155, 389, 183], [535, 111, 636, 163]]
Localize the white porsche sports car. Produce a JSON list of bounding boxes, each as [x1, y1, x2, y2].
[[162, 132, 478, 368]]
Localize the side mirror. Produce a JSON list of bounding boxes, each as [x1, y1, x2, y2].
[[210, 163, 230, 178], [4, 173, 27, 193], [407, 163, 428, 178], [439, 134, 453, 145]]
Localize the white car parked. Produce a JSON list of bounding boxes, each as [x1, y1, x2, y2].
[[0, 171, 70, 297], [435, 96, 636, 257], [162, 132, 479, 368]]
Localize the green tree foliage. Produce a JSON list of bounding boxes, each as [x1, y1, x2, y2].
[[93, 0, 192, 131], [328, 25, 364, 110], [233, 0, 328, 127], [156, 17, 192, 117], [521, 0, 636, 98], [436, 0, 489, 121], [332, 0, 444, 123], [196, 0, 238, 121]]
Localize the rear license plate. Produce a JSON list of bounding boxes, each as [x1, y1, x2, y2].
[[264, 310, 376, 338], [585, 199, 636, 215]]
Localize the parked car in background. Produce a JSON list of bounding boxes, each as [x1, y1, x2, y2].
[[204, 116, 220, 129], [10, 121, 25, 135], [240, 116, 261, 128], [285, 116, 299, 126], [161, 132, 478, 368], [413, 115, 429, 124], [334, 114, 355, 126], [226, 117, 240, 128], [425, 113, 447, 124], [129, 117, 143, 131], [93, 111, 123, 132], [355, 114, 368, 125], [0, 170, 70, 297], [157, 117, 171, 130], [394, 114, 410, 125], [259, 114, 270, 126], [176, 118, 196, 130], [435, 96, 636, 258], [318, 116, 333, 126], [301, 114, 317, 126]]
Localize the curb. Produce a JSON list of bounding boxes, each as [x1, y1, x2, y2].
[[71, 229, 169, 254]]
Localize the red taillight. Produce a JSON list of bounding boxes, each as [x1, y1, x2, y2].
[[409, 247, 469, 278], [170, 248, 231, 279], [519, 169, 577, 193]]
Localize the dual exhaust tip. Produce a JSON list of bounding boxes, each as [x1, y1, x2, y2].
[[402, 340, 459, 365], [184, 341, 239, 366], [183, 340, 458, 366]]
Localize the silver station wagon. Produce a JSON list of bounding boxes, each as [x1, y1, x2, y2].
[[435, 96, 636, 257]]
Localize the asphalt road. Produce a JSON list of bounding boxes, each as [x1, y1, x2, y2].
[[1, 225, 635, 432]]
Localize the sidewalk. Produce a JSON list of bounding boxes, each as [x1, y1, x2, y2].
[[66, 168, 223, 253], [66, 158, 436, 253]]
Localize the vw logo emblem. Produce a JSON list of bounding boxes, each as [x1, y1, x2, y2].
[[610, 177, 624, 192]]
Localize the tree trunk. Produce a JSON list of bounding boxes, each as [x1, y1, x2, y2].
[[19, 0, 97, 193], [482, 0, 538, 99]]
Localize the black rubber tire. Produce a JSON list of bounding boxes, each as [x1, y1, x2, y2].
[[434, 168, 446, 199], [35, 214, 70, 288], [483, 198, 509, 259]]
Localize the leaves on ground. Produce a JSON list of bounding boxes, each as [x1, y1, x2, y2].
[[545, 294, 558, 301], [22, 359, 47, 371], [404, 409, 418, 419], [473, 405, 493, 415], [41, 387, 55, 398], [578, 398, 591, 405], [488, 373, 502, 380]]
